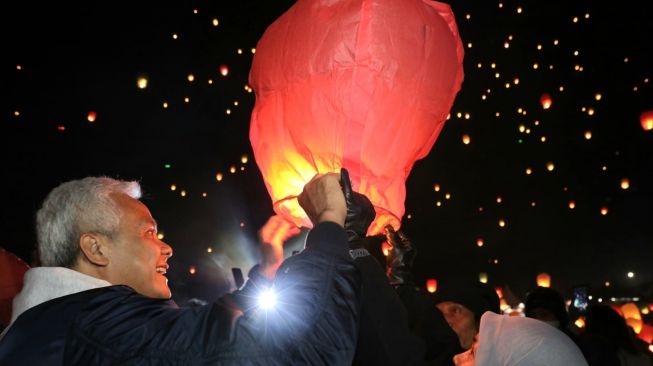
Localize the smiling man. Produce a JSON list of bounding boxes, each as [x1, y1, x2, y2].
[[0, 175, 361, 365]]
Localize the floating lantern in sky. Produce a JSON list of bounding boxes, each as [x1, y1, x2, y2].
[[462, 134, 471, 145], [189, 266, 196, 275], [641, 111, 653, 131], [601, 207, 609, 216], [137, 77, 148, 89], [476, 238, 484, 247], [87, 111, 97, 122], [426, 279, 438, 293], [536, 272, 551, 287], [479, 272, 488, 284], [249, 0, 464, 234], [620, 178, 630, 190], [220, 65, 229, 77], [540, 93, 552, 109]]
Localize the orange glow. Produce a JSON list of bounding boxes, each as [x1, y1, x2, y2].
[[426, 279, 438, 293], [249, 0, 464, 235], [637, 324, 653, 343], [622, 303, 642, 320], [495, 286, 503, 299], [626, 318, 643, 334], [569, 201, 576, 209], [189, 266, 196, 274], [462, 134, 471, 145], [260, 215, 300, 248], [601, 207, 609, 215], [220, 65, 229, 76], [575, 316, 585, 328], [381, 241, 392, 257], [641, 111, 653, 131], [621, 178, 630, 190], [536, 273, 551, 287], [476, 238, 484, 247], [500, 299, 510, 312], [540, 93, 552, 109], [546, 162, 555, 171], [87, 111, 97, 122]]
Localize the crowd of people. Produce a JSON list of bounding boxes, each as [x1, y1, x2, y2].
[[0, 172, 651, 365]]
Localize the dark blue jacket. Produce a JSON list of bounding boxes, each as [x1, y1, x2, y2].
[[0, 222, 360, 365]]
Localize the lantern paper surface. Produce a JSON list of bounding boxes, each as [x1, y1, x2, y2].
[[250, 0, 464, 234]]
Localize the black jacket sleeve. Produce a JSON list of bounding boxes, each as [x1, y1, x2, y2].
[[65, 222, 361, 365], [351, 255, 427, 366]]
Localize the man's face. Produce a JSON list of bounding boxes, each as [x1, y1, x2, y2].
[[104, 193, 173, 299], [437, 301, 478, 349]]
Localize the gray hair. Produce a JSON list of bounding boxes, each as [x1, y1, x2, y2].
[[36, 177, 142, 267]]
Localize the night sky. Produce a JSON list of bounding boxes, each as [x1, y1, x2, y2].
[[3, 0, 652, 307]]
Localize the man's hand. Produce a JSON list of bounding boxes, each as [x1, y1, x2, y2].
[[341, 169, 376, 245], [298, 173, 347, 227], [384, 225, 417, 286]]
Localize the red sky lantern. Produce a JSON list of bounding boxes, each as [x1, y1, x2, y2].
[[638, 323, 653, 344], [87, 111, 97, 122], [0, 248, 30, 327], [495, 286, 503, 299], [249, 0, 464, 234], [641, 110, 653, 131], [540, 93, 552, 109], [426, 279, 438, 293], [536, 272, 551, 287]]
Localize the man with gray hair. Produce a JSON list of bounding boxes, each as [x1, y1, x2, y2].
[[0, 173, 362, 365]]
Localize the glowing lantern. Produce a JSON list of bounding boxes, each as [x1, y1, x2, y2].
[[637, 323, 653, 343], [574, 316, 585, 328], [500, 298, 510, 312], [536, 272, 551, 288], [381, 241, 392, 257], [540, 93, 552, 109], [495, 286, 503, 299], [479, 272, 488, 283], [87, 111, 97, 122], [0, 248, 30, 327], [641, 111, 653, 131], [621, 303, 642, 321], [620, 178, 630, 190], [249, 0, 464, 234], [189, 266, 196, 275], [626, 318, 643, 334], [426, 279, 438, 293]]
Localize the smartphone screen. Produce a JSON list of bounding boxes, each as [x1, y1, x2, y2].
[[572, 286, 589, 313]]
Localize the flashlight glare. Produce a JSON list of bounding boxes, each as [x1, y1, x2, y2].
[[258, 289, 277, 310]]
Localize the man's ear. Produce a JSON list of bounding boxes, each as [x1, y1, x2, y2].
[[79, 233, 110, 266]]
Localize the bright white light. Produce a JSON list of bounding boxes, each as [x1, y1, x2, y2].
[[627, 272, 634, 278], [258, 289, 277, 310]]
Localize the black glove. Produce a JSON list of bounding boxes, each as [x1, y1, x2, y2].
[[340, 168, 376, 247], [384, 225, 416, 286]]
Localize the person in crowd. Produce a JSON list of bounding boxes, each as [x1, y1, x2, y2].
[[578, 305, 653, 366], [0, 173, 363, 365], [453, 311, 588, 365], [525, 286, 578, 341], [383, 226, 463, 366], [434, 278, 501, 351]]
